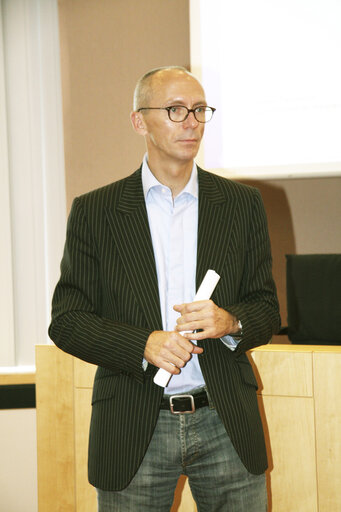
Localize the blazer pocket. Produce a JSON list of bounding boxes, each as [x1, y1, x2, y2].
[[237, 358, 259, 390], [91, 375, 118, 405]]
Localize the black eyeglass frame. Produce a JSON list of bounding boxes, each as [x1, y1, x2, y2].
[[137, 105, 216, 123]]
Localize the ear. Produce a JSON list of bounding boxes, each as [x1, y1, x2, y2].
[[130, 111, 148, 135]]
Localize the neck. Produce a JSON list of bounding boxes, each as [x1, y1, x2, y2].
[[147, 157, 194, 198]]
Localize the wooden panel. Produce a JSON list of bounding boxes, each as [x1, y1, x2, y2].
[[251, 349, 313, 397], [314, 352, 341, 512], [262, 395, 318, 512], [255, 344, 341, 354], [74, 389, 97, 511], [36, 345, 341, 511], [35, 346, 76, 511], [74, 357, 96, 389], [0, 372, 35, 385], [171, 476, 197, 512]]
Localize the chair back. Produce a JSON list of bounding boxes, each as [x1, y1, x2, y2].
[[286, 254, 341, 344]]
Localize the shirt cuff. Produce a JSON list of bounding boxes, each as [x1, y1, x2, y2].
[[220, 334, 240, 351]]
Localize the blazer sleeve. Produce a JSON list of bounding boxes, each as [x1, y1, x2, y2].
[[224, 188, 280, 355], [48, 197, 152, 383]]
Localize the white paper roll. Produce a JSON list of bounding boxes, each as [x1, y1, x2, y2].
[[153, 269, 221, 387]]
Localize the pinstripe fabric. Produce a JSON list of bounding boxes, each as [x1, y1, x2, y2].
[[49, 166, 280, 491]]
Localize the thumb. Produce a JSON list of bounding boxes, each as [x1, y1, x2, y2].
[[192, 345, 204, 354]]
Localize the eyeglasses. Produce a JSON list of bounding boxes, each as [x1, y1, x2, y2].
[[137, 105, 216, 123]]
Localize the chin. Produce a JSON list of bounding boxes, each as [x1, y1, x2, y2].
[[178, 146, 199, 158]]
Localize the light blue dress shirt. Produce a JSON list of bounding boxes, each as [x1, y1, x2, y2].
[[142, 155, 237, 394]]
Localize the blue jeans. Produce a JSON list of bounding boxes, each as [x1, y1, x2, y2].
[[97, 404, 267, 511]]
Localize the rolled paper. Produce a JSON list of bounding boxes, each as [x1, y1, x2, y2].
[[153, 270, 221, 388]]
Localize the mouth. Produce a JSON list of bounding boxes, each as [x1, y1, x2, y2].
[[178, 138, 199, 144]]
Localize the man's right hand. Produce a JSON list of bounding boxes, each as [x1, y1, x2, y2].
[[144, 331, 204, 374]]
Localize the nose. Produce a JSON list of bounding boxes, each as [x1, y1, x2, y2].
[[183, 110, 199, 128]]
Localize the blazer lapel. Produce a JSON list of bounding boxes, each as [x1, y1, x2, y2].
[[196, 168, 237, 294], [105, 169, 163, 331], [104, 167, 237, 329]]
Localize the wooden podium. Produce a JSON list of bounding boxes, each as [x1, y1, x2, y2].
[[36, 344, 341, 511]]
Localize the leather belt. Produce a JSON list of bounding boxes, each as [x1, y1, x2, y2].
[[160, 389, 209, 414]]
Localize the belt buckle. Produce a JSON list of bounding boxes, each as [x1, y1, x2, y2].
[[170, 394, 195, 415]]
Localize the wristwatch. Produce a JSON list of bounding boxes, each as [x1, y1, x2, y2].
[[233, 319, 243, 339]]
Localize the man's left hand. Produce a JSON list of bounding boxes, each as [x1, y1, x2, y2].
[[173, 300, 239, 340]]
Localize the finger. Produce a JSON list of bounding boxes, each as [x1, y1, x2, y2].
[[163, 343, 203, 369], [192, 345, 204, 354], [176, 321, 203, 334], [162, 333, 196, 362], [181, 328, 215, 341], [176, 333, 204, 354], [182, 330, 208, 341], [170, 336, 204, 360], [173, 303, 182, 313], [154, 338, 204, 372], [157, 360, 181, 375], [174, 300, 209, 314], [153, 346, 189, 370], [175, 304, 216, 328], [176, 310, 198, 325]]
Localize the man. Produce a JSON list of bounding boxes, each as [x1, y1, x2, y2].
[[49, 66, 280, 511]]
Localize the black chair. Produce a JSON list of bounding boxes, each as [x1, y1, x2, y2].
[[284, 254, 341, 345]]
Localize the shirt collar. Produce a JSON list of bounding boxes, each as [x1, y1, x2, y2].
[[141, 154, 198, 201]]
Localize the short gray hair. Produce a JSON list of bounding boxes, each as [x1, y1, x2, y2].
[[133, 66, 195, 111]]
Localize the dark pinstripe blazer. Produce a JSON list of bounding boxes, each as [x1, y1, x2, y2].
[[49, 166, 280, 491]]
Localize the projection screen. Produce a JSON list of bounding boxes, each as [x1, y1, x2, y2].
[[190, 0, 341, 179]]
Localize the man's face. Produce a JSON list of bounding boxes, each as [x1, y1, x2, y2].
[[139, 70, 206, 168]]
